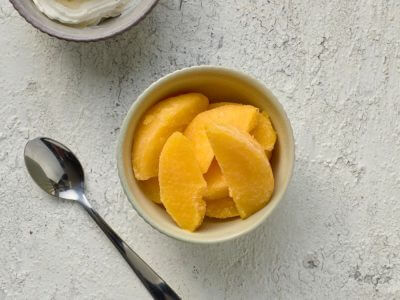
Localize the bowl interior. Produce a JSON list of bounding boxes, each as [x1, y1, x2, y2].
[[118, 67, 294, 243], [11, 0, 158, 41]]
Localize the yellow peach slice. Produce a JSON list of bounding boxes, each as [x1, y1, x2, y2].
[[159, 132, 207, 231], [206, 197, 239, 219], [132, 93, 209, 180], [138, 177, 161, 204], [204, 159, 229, 200], [206, 124, 274, 219], [209, 104, 276, 158], [184, 104, 259, 173], [251, 111, 276, 159]]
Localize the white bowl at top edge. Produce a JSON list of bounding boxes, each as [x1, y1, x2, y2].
[[10, 0, 159, 42], [117, 65, 295, 244]]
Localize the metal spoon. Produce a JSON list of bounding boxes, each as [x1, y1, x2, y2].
[[24, 137, 180, 300]]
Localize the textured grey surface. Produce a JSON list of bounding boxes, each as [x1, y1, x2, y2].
[[1, 0, 400, 299]]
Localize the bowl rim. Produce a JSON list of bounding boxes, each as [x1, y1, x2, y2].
[[9, 0, 160, 42], [117, 65, 295, 244]]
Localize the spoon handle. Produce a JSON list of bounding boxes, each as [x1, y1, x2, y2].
[[80, 195, 180, 300]]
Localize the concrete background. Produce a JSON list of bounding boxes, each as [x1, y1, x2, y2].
[[1, 0, 400, 299]]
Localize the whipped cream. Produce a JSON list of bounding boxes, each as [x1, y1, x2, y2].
[[33, 0, 130, 26]]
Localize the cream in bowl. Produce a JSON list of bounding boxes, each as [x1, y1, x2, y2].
[[32, 0, 137, 26], [117, 66, 295, 243]]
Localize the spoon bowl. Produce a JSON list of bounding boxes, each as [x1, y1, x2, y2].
[[24, 137, 84, 201]]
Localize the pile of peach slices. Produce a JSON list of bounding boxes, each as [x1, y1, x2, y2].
[[132, 93, 276, 232]]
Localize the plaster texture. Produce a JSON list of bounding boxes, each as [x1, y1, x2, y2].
[[1, 0, 400, 299]]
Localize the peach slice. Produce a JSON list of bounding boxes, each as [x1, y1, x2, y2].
[[206, 197, 239, 219], [138, 177, 161, 204], [132, 93, 209, 180], [208, 104, 276, 158], [204, 159, 229, 200], [184, 104, 259, 173], [251, 111, 276, 159], [159, 132, 207, 231], [206, 124, 274, 219]]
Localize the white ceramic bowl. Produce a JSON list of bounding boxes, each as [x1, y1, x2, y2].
[[10, 0, 159, 42], [117, 66, 295, 244]]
